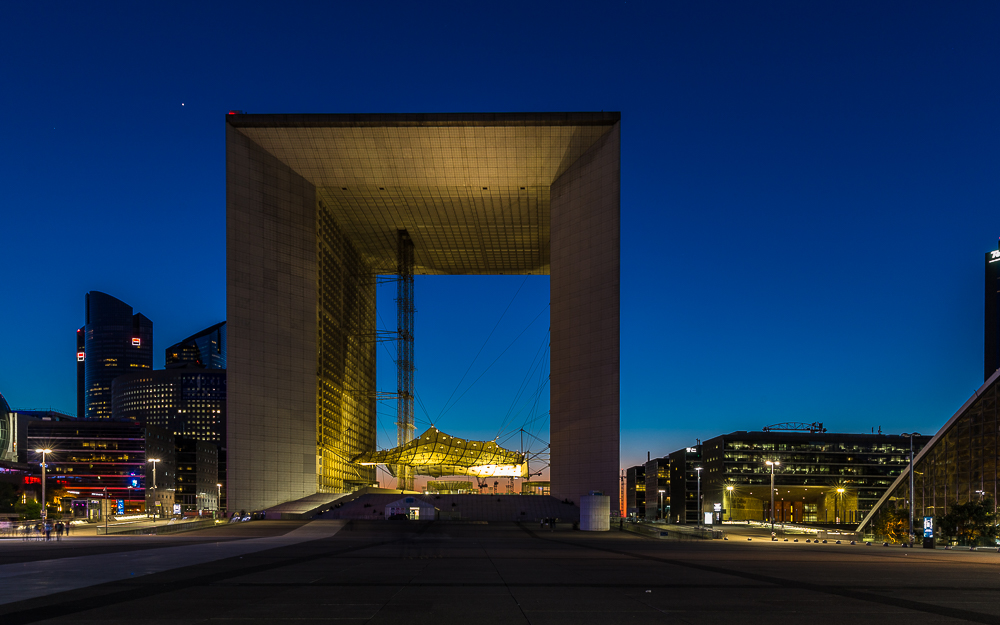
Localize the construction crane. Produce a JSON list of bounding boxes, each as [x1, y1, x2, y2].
[[762, 421, 827, 433]]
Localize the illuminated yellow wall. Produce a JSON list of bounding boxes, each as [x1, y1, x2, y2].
[[317, 200, 377, 491]]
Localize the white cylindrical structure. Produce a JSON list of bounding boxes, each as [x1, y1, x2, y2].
[[580, 493, 610, 531]]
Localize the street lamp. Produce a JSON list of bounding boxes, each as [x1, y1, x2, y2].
[[35, 449, 52, 520], [148, 458, 160, 520], [901, 433, 921, 544], [695, 467, 703, 527], [766, 461, 781, 533], [726, 485, 734, 521], [835, 487, 845, 524], [217, 483, 223, 514], [658, 489, 665, 521]]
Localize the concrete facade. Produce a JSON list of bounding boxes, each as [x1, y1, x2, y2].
[[226, 113, 620, 514]]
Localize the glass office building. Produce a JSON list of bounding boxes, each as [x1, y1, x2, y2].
[[77, 292, 153, 419], [25, 420, 176, 515], [111, 368, 226, 512], [860, 370, 1000, 533], [111, 369, 226, 443], [702, 431, 929, 524], [165, 322, 226, 370], [0, 392, 13, 463], [175, 438, 219, 512]]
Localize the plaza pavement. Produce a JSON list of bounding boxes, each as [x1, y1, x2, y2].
[[1, 519, 999, 624]]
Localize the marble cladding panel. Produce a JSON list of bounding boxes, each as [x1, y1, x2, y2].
[[227, 125, 318, 513], [550, 122, 621, 512]]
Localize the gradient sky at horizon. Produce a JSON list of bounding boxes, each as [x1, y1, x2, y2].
[[1, 2, 998, 480]]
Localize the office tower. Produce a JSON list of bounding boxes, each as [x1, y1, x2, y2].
[[165, 321, 226, 369], [77, 291, 153, 419], [76, 327, 85, 418]]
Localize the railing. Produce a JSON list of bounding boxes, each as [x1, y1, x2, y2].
[[96, 518, 217, 535]]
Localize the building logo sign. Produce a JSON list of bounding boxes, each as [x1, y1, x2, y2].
[[77, 352, 85, 361], [132, 338, 142, 347], [990, 250, 1000, 263]]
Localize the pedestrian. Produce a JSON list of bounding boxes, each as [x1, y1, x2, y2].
[[44, 521, 52, 541], [22, 524, 30, 541], [64, 521, 71, 536], [55, 522, 64, 540]]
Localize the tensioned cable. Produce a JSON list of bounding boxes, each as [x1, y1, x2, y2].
[[495, 332, 550, 440], [435, 275, 529, 423], [438, 302, 550, 421]]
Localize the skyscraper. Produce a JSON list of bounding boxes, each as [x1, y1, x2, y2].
[[165, 321, 226, 369], [77, 291, 153, 419], [986, 241, 1000, 381]]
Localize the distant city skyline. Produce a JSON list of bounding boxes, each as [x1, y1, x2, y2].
[[1, 2, 998, 472]]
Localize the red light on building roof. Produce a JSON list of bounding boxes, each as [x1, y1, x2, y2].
[[228, 110, 242, 115]]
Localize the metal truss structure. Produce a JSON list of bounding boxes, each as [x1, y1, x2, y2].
[[396, 230, 416, 490]]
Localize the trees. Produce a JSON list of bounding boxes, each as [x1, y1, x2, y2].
[[872, 506, 910, 543], [14, 500, 41, 520], [0, 482, 18, 514], [937, 498, 998, 546]]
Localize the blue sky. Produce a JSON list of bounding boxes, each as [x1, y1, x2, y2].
[[1, 1, 997, 478]]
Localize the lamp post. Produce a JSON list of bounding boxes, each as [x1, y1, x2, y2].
[[148, 458, 160, 520], [657, 489, 665, 521], [901, 433, 920, 544], [766, 461, 780, 533], [695, 467, 702, 527], [35, 449, 52, 520], [217, 483, 223, 515], [835, 487, 845, 524], [103, 486, 108, 535], [726, 485, 734, 521]]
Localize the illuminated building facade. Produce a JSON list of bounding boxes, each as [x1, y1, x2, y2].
[[111, 369, 226, 442], [111, 368, 226, 511], [669, 446, 704, 524], [24, 420, 176, 514], [166, 321, 227, 369], [0, 393, 14, 463], [227, 112, 620, 513], [625, 465, 645, 519], [645, 456, 670, 521], [860, 370, 1000, 534], [77, 292, 153, 419], [986, 241, 1000, 381], [700, 431, 928, 524], [175, 437, 219, 512]]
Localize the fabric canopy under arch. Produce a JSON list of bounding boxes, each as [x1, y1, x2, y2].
[[352, 426, 527, 478]]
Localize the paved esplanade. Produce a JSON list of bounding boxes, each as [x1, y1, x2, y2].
[[1, 521, 998, 624]]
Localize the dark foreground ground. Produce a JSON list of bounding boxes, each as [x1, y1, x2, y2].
[[2, 520, 1000, 624]]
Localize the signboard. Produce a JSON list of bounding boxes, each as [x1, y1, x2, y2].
[[713, 503, 722, 512], [173, 504, 181, 515], [923, 516, 934, 538], [703, 512, 713, 525], [116, 499, 124, 515]]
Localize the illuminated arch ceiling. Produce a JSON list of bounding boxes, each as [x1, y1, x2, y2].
[[353, 427, 527, 478]]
